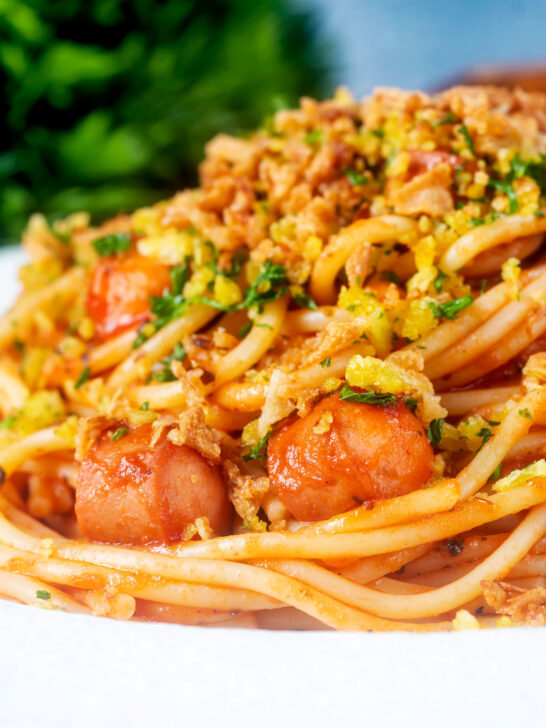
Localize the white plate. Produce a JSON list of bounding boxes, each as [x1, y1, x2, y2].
[[0, 246, 542, 728]]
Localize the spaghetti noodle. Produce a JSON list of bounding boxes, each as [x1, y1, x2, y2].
[[2, 84, 546, 630]]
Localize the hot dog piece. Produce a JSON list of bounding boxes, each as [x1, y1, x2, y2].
[[267, 392, 434, 521], [76, 424, 232, 544]]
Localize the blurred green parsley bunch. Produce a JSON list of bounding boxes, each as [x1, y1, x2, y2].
[[0, 0, 331, 241]]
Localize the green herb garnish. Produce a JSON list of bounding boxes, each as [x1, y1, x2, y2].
[[304, 129, 322, 146], [426, 418, 444, 447], [149, 342, 186, 382], [339, 385, 396, 407], [428, 296, 473, 320], [433, 110, 459, 127], [92, 232, 131, 257], [75, 366, 91, 389], [489, 178, 518, 214], [243, 431, 271, 461], [320, 357, 331, 368], [433, 269, 449, 293], [475, 427, 493, 453], [344, 168, 370, 186], [36, 590, 51, 601], [490, 463, 502, 481], [458, 124, 475, 155], [293, 292, 318, 310], [238, 321, 252, 339], [170, 258, 192, 295]]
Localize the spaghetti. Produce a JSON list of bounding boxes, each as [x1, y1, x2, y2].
[[1, 84, 546, 630]]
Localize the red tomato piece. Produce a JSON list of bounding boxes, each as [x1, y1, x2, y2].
[[86, 254, 172, 340]]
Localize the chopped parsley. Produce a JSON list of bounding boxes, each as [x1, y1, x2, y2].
[[170, 258, 192, 295], [75, 366, 91, 389], [428, 295, 473, 320], [149, 368, 177, 383], [243, 431, 271, 461], [110, 427, 129, 441], [0, 416, 16, 430], [92, 232, 131, 257], [140, 401, 150, 411], [149, 342, 186, 382], [293, 292, 318, 310], [320, 357, 331, 368], [221, 249, 249, 279], [426, 418, 444, 447], [36, 590, 51, 601], [403, 397, 419, 413], [475, 427, 493, 452], [433, 110, 459, 127], [433, 269, 449, 293], [304, 129, 322, 146], [486, 154, 546, 216], [510, 154, 546, 196], [240, 262, 289, 311], [344, 168, 370, 186], [180, 260, 288, 315], [238, 321, 252, 339], [518, 408, 532, 419], [339, 385, 396, 407], [489, 178, 518, 214], [490, 463, 502, 481], [458, 124, 475, 155]]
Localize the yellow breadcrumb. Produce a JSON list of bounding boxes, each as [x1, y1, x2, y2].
[[337, 286, 391, 355], [183, 267, 215, 297], [19, 259, 63, 292], [322, 377, 342, 393], [345, 355, 408, 394], [77, 316, 95, 341], [501, 256, 521, 299], [303, 235, 323, 261], [241, 418, 260, 448], [452, 609, 481, 630], [213, 275, 242, 307], [137, 229, 194, 265], [39, 538, 55, 559], [12, 390, 66, 437], [458, 415, 496, 452], [493, 460, 546, 492], [54, 416, 79, 446], [313, 410, 333, 435], [394, 298, 438, 341]]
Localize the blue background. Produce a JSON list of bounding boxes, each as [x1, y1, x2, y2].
[[303, 0, 546, 95]]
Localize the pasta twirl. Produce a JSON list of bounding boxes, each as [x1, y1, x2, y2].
[[1, 84, 546, 631]]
